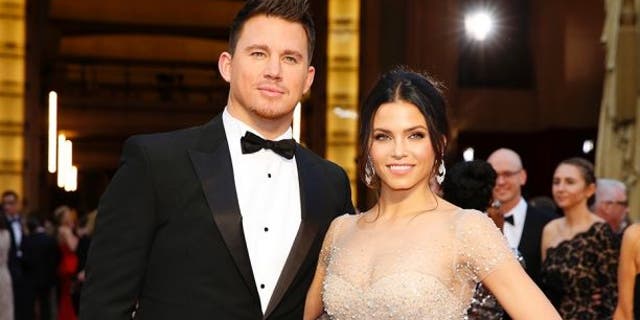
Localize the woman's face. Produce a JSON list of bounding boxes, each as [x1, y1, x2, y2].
[[552, 163, 595, 210], [369, 100, 435, 192]]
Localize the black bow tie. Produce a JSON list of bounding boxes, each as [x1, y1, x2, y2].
[[504, 215, 515, 225], [240, 131, 296, 160]]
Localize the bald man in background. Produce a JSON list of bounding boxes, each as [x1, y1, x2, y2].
[[487, 148, 558, 287]]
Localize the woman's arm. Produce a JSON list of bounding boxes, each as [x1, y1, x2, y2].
[[614, 224, 640, 320], [484, 261, 561, 319]]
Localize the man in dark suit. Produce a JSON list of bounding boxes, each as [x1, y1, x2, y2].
[[487, 149, 557, 287], [2, 190, 35, 320], [23, 217, 59, 320], [79, 1, 354, 319]]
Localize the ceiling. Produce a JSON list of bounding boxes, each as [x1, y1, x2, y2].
[[43, 0, 246, 170]]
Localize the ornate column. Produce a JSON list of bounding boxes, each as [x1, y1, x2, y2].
[[0, 0, 26, 198], [326, 0, 360, 203], [597, 0, 640, 219]]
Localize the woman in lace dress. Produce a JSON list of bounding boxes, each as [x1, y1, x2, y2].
[[304, 68, 559, 320], [540, 158, 619, 319], [614, 223, 640, 319], [0, 216, 14, 320]]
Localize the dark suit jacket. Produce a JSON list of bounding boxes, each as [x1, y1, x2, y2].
[[518, 205, 558, 286], [79, 115, 354, 320], [4, 215, 35, 320]]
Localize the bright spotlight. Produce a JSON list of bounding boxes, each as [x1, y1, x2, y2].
[[465, 11, 494, 41], [463, 148, 475, 161], [582, 140, 594, 154]]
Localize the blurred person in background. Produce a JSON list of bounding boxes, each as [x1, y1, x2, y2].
[[540, 157, 619, 319], [593, 178, 629, 235], [2, 190, 34, 320], [54, 206, 79, 320], [22, 216, 59, 320], [72, 210, 96, 313], [487, 148, 558, 287], [0, 211, 14, 320]]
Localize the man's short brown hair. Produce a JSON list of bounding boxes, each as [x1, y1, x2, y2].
[[228, 0, 316, 63]]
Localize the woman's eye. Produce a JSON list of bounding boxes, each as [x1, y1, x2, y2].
[[409, 132, 425, 139], [374, 134, 389, 141]]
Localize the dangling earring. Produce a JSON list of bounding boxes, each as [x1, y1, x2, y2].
[[436, 160, 446, 185], [365, 156, 376, 186]]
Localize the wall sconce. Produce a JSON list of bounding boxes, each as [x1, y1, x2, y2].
[[48, 91, 57, 173]]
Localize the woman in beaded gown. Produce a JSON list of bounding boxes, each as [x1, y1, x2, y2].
[[303, 68, 559, 320], [614, 223, 640, 320], [540, 158, 619, 320]]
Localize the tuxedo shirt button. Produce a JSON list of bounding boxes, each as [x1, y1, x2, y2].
[[264, 227, 269, 232], [260, 284, 265, 289], [267, 173, 272, 178]]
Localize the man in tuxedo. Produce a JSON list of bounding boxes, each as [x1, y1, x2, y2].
[[79, 1, 354, 319], [23, 217, 59, 320], [2, 190, 35, 320], [487, 149, 557, 287]]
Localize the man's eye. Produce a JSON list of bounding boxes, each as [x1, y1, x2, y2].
[[284, 56, 298, 63]]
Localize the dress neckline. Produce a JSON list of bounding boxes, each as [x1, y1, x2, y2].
[[546, 222, 607, 254]]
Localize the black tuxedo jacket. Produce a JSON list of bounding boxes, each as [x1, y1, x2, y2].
[[80, 116, 354, 320], [517, 205, 558, 286]]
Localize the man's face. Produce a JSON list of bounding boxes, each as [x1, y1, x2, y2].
[[219, 15, 315, 129], [487, 153, 526, 208], [595, 189, 628, 230], [2, 195, 20, 216]]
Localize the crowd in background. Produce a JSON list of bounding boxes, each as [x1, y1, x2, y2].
[[0, 148, 635, 320], [0, 191, 95, 320]]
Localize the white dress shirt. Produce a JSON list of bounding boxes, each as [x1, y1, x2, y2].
[[222, 109, 301, 313], [503, 197, 527, 249]]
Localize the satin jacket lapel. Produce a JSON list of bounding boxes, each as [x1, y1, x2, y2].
[[518, 208, 533, 252], [188, 116, 259, 300], [264, 147, 324, 318]]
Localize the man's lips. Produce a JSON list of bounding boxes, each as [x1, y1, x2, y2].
[[258, 85, 286, 96]]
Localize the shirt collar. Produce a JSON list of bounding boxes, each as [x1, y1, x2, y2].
[[504, 197, 527, 225]]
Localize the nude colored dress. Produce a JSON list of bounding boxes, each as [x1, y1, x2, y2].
[[321, 210, 515, 319]]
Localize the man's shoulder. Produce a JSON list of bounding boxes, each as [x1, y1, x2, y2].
[[125, 116, 222, 151]]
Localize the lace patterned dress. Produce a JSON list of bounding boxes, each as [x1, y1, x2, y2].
[[539, 222, 619, 320], [321, 210, 516, 319]]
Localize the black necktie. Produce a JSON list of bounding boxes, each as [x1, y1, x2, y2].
[[240, 131, 296, 160], [504, 215, 514, 225]]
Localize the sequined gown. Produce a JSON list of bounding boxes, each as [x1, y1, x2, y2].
[[321, 210, 516, 319], [540, 222, 619, 320], [0, 230, 14, 320]]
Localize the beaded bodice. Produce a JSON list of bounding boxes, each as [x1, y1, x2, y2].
[[321, 210, 514, 320]]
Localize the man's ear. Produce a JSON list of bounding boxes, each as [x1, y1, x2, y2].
[[218, 51, 233, 83], [520, 169, 528, 186], [302, 66, 315, 95]]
